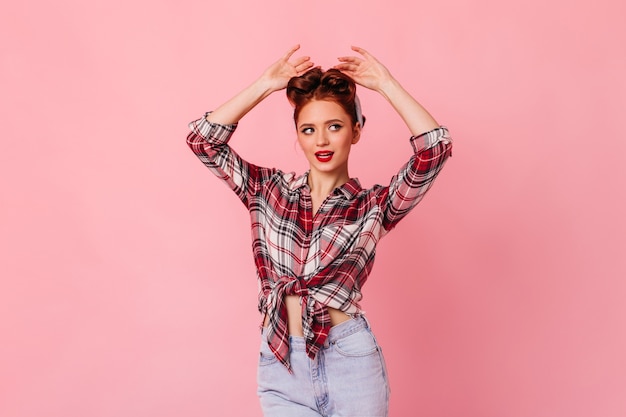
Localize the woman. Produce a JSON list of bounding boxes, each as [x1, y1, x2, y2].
[[186, 45, 452, 417]]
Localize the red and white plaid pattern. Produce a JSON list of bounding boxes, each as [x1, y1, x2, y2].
[[187, 114, 452, 371]]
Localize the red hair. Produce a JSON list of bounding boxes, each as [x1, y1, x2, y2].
[[286, 68, 363, 127]]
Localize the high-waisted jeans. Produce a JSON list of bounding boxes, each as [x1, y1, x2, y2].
[[257, 316, 390, 417]]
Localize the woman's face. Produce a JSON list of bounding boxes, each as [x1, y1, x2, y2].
[[296, 99, 361, 179]]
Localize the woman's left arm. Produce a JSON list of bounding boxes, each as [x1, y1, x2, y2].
[[336, 46, 452, 232], [335, 46, 440, 137]]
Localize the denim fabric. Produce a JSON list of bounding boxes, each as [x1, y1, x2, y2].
[[257, 316, 390, 417]]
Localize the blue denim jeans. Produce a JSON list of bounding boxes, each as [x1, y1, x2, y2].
[[257, 316, 390, 417]]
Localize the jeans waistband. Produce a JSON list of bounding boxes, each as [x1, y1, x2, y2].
[[275, 315, 370, 351]]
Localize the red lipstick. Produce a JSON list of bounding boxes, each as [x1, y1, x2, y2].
[[315, 151, 334, 162]]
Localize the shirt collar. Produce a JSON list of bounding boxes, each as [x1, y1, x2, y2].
[[289, 172, 309, 191], [289, 171, 362, 200]]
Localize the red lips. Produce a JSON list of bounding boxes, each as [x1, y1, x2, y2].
[[315, 151, 334, 162]]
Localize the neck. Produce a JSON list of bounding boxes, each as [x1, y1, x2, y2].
[[307, 168, 350, 198]]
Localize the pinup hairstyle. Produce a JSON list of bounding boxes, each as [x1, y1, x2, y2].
[[286, 68, 365, 127]]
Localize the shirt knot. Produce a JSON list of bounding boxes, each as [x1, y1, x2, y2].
[[278, 276, 308, 297], [264, 275, 331, 372]]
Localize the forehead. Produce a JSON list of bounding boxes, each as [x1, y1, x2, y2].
[[298, 100, 350, 122]]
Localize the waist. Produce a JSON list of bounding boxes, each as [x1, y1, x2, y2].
[[262, 315, 370, 351], [263, 295, 353, 336]]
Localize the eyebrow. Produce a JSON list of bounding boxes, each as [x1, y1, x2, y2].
[[298, 119, 345, 129]]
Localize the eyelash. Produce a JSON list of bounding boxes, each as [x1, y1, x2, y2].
[[301, 124, 343, 134]]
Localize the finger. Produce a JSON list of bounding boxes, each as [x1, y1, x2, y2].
[[283, 44, 301, 60], [296, 61, 315, 74], [293, 56, 311, 67], [337, 56, 362, 65], [351, 45, 371, 57], [333, 63, 359, 72]]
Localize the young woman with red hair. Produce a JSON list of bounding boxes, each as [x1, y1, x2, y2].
[[186, 45, 452, 417]]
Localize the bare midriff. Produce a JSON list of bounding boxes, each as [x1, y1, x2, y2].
[[263, 294, 351, 336]]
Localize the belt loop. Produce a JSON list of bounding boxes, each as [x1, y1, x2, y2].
[[361, 314, 371, 329]]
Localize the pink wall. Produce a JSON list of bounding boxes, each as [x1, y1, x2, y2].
[[2, 0, 625, 416]]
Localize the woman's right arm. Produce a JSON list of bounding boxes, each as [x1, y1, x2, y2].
[[206, 45, 314, 125], [186, 45, 313, 206]]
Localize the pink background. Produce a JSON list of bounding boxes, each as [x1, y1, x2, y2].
[[2, 0, 625, 416]]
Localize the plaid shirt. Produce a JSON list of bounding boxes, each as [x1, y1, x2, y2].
[[187, 114, 452, 371]]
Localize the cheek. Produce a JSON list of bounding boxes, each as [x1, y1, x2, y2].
[[297, 139, 312, 156], [341, 135, 355, 150]]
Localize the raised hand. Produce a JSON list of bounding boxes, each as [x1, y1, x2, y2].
[[205, 45, 313, 125], [336, 46, 439, 135], [334, 46, 394, 93], [261, 44, 315, 93]]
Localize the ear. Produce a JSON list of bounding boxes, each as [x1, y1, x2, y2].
[[351, 123, 362, 144]]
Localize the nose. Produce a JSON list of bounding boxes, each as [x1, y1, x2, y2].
[[315, 131, 329, 146]]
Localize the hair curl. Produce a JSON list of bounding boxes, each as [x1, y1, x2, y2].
[[286, 68, 363, 127]]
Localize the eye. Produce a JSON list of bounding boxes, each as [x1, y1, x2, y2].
[[329, 124, 342, 131], [301, 127, 314, 135]]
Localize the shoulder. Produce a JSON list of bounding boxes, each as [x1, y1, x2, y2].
[[356, 183, 387, 198], [337, 183, 388, 209], [258, 169, 305, 192]]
